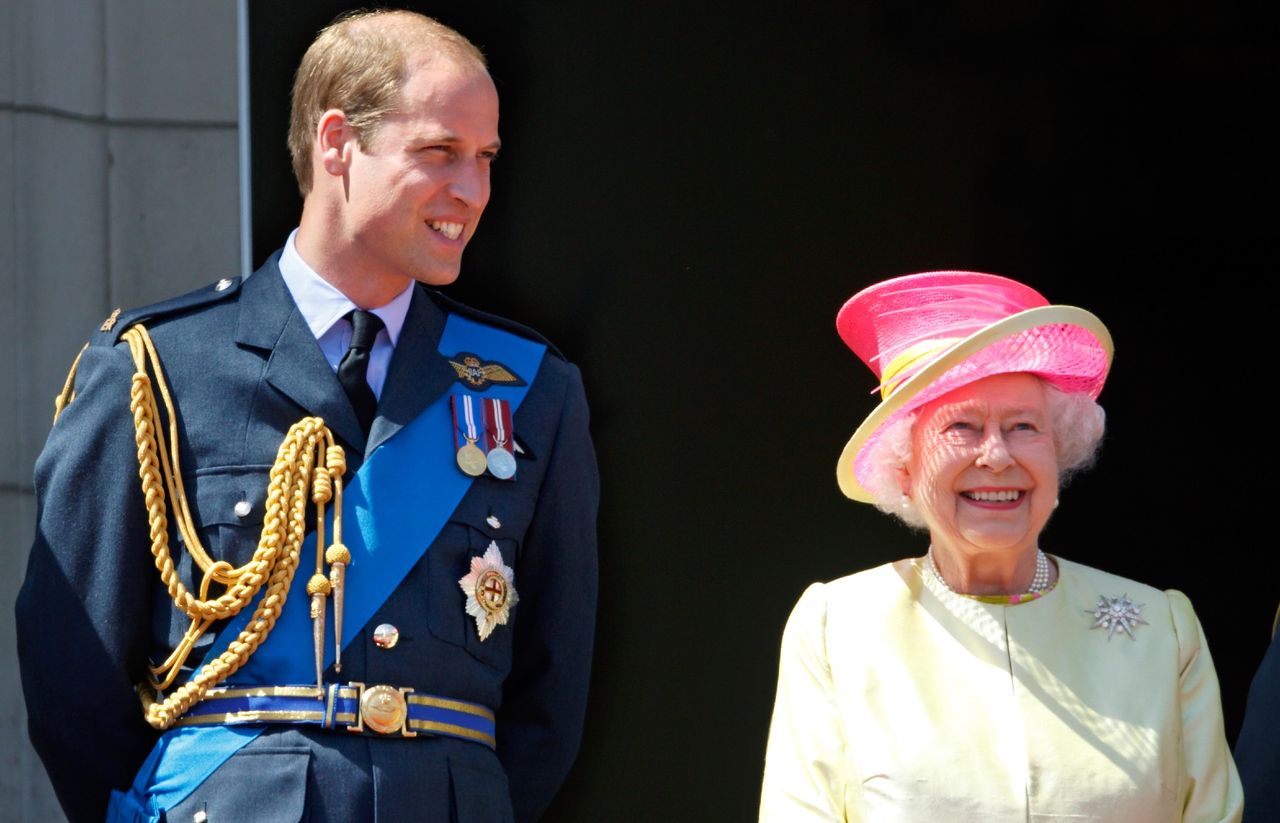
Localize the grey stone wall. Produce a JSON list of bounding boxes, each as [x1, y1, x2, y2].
[[1, 2, 240, 819]]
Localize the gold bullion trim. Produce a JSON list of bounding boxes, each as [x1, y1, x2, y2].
[[407, 694, 496, 721], [204, 686, 323, 700], [174, 709, 325, 727], [407, 718, 496, 746]]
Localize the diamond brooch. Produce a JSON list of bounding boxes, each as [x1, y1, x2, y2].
[[1086, 594, 1148, 640]]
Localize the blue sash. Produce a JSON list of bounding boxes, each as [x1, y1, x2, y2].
[[107, 313, 546, 822]]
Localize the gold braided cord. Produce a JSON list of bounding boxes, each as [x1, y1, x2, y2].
[[52, 343, 89, 424], [119, 324, 344, 730]]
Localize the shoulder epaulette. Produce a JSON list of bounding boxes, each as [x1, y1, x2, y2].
[[92, 275, 244, 346], [424, 287, 565, 361]]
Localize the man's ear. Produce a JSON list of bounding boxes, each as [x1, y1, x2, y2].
[[316, 109, 355, 179]]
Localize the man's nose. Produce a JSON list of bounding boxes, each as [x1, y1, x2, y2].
[[449, 163, 489, 208]]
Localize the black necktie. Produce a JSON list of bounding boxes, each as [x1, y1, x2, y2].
[[337, 309, 384, 435]]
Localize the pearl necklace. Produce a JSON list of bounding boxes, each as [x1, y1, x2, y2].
[[927, 548, 1052, 596]]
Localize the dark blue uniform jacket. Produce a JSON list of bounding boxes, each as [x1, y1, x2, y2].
[[1237, 624, 1280, 822], [15, 254, 599, 823]]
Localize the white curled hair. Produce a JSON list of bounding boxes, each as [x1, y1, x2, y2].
[[862, 381, 1106, 529]]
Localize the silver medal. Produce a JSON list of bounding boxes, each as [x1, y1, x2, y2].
[[487, 446, 516, 479]]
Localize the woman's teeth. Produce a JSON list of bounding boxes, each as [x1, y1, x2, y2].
[[964, 490, 1022, 503]]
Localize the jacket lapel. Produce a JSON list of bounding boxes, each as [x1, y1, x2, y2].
[[366, 286, 455, 455], [234, 255, 367, 453]]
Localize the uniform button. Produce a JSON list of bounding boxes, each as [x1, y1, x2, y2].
[[486, 515, 501, 529], [233, 500, 252, 518], [372, 623, 400, 649]]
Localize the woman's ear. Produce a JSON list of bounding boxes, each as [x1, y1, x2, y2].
[[897, 465, 911, 499]]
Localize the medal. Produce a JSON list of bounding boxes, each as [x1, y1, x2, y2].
[[484, 398, 517, 480], [450, 394, 487, 477], [457, 443, 487, 476], [487, 447, 516, 479]]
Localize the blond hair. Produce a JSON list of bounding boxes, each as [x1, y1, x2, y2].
[[288, 9, 487, 195]]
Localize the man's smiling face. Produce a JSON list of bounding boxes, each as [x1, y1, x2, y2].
[[340, 55, 501, 290]]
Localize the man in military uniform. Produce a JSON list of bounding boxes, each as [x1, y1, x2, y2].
[[16, 10, 598, 823]]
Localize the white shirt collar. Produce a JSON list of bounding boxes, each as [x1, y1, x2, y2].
[[278, 228, 414, 346]]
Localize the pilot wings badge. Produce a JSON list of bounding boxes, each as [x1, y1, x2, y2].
[[448, 352, 527, 391]]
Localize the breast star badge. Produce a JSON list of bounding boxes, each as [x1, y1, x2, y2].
[[1086, 594, 1148, 640], [459, 542, 518, 641], [448, 352, 526, 390]]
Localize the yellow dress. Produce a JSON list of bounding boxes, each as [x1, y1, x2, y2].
[[760, 556, 1243, 822]]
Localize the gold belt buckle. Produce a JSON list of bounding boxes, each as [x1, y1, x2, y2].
[[346, 682, 418, 737]]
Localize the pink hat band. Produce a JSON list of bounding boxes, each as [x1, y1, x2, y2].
[[835, 272, 1113, 502]]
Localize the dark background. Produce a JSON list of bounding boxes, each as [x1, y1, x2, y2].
[[251, 3, 1275, 819]]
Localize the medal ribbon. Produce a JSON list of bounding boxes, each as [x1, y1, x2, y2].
[[451, 392, 481, 448], [487, 398, 512, 452]]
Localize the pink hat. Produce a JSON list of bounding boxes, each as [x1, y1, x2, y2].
[[836, 271, 1114, 502]]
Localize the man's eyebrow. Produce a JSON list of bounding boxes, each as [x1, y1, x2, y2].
[[415, 131, 461, 144], [411, 133, 502, 151]]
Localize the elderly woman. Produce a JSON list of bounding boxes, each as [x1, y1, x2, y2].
[[760, 272, 1242, 822]]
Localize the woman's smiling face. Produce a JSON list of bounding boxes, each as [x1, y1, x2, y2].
[[906, 373, 1060, 560]]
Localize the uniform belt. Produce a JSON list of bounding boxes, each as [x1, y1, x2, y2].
[[173, 683, 496, 749]]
